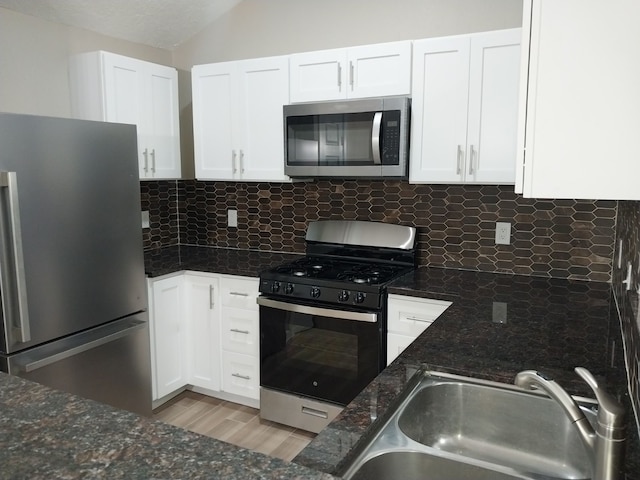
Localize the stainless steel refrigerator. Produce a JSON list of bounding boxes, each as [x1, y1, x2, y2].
[[0, 113, 151, 416]]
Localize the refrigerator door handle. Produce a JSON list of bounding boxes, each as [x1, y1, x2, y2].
[[22, 320, 146, 373], [0, 171, 31, 344]]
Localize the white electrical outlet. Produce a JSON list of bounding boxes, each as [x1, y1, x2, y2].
[[492, 302, 508, 324], [495, 222, 511, 245], [228, 209, 238, 227]]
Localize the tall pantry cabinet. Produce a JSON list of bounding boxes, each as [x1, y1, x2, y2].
[[69, 51, 182, 180]]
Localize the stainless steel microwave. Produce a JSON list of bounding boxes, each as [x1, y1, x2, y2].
[[284, 96, 410, 179]]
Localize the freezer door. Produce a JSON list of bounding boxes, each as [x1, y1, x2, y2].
[[1, 314, 152, 416], [0, 114, 147, 353]]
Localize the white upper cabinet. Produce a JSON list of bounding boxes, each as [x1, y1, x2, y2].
[[289, 41, 412, 102], [410, 29, 521, 184], [192, 56, 290, 182], [516, 0, 640, 200], [69, 51, 181, 180]]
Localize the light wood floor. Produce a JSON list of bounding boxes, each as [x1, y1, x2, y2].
[[152, 391, 316, 462]]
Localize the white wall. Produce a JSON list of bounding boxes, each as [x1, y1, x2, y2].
[[173, 0, 523, 69], [0, 7, 172, 118]]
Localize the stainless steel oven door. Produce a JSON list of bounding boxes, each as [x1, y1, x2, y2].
[[258, 297, 383, 407]]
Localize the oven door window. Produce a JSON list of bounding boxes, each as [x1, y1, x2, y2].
[[260, 304, 381, 406]]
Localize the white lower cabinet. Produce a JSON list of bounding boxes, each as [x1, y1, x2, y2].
[[148, 272, 259, 407], [184, 273, 221, 392], [387, 294, 452, 366], [148, 273, 187, 401]]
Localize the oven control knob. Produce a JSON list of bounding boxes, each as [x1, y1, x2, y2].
[[310, 287, 321, 298], [284, 283, 294, 295], [271, 281, 281, 293], [338, 290, 350, 302], [354, 292, 366, 304]]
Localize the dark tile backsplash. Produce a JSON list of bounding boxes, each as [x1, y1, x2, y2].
[[142, 180, 616, 282], [141, 179, 640, 444]]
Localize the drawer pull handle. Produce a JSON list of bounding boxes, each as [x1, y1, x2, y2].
[[229, 292, 249, 297], [302, 406, 328, 419], [230, 328, 250, 335], [232, 373, 250, 380], [405, 316, 428, 322]]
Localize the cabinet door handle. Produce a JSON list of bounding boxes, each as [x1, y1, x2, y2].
[[239, 149, 245, 173], [469, 145, 475, 175], [337, 64, 342, 90], [150, 149, 156, 173], [232, 373, 251, 380], [229, 292, 249, 297], [209, 285, 215, 309], [230, 328, 250, 334], [456, 145, 463, 175], [349, 61, 354, 90], [232, 150, 237, 174], [405, 316, 429, 322], [143, 148, 149, 173]]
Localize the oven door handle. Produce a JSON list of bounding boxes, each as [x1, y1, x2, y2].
[[257, 297, 378, 323]]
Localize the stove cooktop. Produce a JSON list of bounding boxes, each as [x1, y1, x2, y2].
[[259, 256, 413, 310], [270, 256, 410, 286]]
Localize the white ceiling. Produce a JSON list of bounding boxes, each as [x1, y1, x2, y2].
[[0, 0, 243, 50]]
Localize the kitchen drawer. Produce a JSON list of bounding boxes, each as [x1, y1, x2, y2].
[[220, 276, 259, 310], [221, 307, 258, 356], [387, 332, 419, 366], [221, 351, 259, 400], [387, 295, 451, 336]]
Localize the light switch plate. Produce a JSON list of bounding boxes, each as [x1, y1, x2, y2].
[[228, 209, 238, 227], [141, 210, 150, 229]]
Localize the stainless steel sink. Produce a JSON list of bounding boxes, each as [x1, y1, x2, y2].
[[341, 370, 597, 480]]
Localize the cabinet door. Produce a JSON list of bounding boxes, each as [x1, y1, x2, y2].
[[289, 48, 347, 102], [387, 295, 451, 365], [466, 29, 521, 184], [410, 36, 470, 183], [102, 53, 148, 175], [516, 0, 640, 200], [237, 57, 290, 181], [146, 64, 181, 179], [387, 333, 416, 366], [348, 41, 412, 99], [184, 274, 221, 392], [149, 275, 186, 400], [192, 62, 238, 180]]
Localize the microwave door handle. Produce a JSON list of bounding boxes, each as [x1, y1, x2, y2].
[[371, 112, 383, 165], [0, 171, 31, 344]]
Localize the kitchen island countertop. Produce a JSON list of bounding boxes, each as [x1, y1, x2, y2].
[[0, 371, 335, 479]]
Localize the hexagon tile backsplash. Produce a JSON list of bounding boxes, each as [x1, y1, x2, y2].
[[141, 180, 617, 282]]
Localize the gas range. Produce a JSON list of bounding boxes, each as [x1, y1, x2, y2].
[[259, 220, 417, 310], [258, 220, 417, 433]]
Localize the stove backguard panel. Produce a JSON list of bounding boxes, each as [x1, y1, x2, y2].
[[140, 180, 616, 283]]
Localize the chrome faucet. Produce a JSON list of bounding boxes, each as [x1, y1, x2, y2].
[[514, 367, 625, 480]]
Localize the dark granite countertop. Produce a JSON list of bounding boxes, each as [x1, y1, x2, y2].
[[295, 266, 640, 479], [5, 248, 637, 479], [0, 372, 336, 480], [144, 245, 301, 278]]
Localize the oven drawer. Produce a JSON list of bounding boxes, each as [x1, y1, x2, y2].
[[221, 277, 259, 311]]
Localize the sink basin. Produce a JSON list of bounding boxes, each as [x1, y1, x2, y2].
[[348, 451, 526, 480], [340, 370, 596, 480]]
